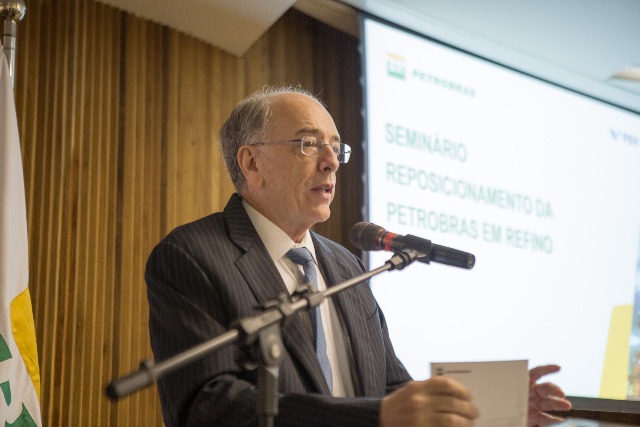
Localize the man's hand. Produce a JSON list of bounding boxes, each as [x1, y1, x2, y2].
[[528, 365, 572, 427], [380, 376, 479, 427]]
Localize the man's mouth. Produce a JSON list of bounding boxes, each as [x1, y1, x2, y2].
[[312, 184, 334, 194]]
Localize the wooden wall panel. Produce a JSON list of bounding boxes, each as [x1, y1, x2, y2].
[[13, 1, 363, 425]]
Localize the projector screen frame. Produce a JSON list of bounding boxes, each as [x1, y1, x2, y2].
[[357, 11, 640, 415]]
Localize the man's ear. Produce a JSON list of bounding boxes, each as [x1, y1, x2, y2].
[[237, 145, 263, 187]]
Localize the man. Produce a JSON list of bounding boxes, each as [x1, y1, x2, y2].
[[145, 86, 571, 426]]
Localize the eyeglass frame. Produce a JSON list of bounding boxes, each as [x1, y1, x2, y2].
[[249, 136, 351, 164]]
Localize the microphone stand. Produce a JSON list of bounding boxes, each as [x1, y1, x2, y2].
[[105, 249, 422, 427]]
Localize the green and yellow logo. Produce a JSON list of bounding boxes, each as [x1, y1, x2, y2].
[[1, 288, 40, 426], [1, 334, 37, 426], [386, 53, 406, 80]]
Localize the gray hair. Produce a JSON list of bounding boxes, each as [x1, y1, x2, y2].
[[219, 85, 323, 193]]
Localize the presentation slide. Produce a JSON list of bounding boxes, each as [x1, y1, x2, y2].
[[362, 17, 640, 401]]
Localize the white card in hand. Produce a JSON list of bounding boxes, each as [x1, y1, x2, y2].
[[431, 360, 529, 427]]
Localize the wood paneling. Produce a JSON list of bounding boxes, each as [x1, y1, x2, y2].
[[14, 1, 363, 425]]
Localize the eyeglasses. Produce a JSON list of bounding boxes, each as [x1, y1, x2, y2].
[[251, 136, 351, 164]]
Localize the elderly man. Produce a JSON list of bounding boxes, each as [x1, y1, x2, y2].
[[145, 86, 571, 426]]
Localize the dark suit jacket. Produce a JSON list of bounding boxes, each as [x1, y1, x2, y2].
[[146, 194, 412, 426]]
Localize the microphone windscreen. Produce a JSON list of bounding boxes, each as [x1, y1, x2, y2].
[[350, 222, 384, 251]]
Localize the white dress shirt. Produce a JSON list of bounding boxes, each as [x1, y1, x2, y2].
[[243, 199, 355, 397]]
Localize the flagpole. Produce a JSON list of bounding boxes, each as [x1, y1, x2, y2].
[[0, 0, 26, 88]]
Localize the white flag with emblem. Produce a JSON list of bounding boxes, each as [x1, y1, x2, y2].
[[0, 49, 42, 426]]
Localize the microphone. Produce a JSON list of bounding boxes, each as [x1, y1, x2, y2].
[[350, 222, 475, 269]]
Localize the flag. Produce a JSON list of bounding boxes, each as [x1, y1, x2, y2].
[[0, 50, 42, 426]]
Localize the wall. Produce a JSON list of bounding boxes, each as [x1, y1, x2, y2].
[[13, 1, 362, 424]]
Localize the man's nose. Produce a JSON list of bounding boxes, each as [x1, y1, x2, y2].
[[319, 144, 340, 171]]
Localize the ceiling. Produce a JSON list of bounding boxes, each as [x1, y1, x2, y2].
[[96, 0, 640, 111]]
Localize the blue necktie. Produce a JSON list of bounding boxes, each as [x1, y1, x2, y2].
[[286, 247, 333, 393]]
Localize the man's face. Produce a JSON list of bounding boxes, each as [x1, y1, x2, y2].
[[244, 92, 341, 241]]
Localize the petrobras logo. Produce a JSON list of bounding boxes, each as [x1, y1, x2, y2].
[[386, 53, 406, 80], [384, 53, 476, 97]]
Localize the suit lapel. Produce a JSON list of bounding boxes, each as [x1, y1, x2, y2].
[[223, 195, 331, 394], [224, 196, 286, 304], [313, 234, 386, 397]]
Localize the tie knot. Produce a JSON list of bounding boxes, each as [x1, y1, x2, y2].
[[286, 247, 314, 265], [286, 247, 318, 288]]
